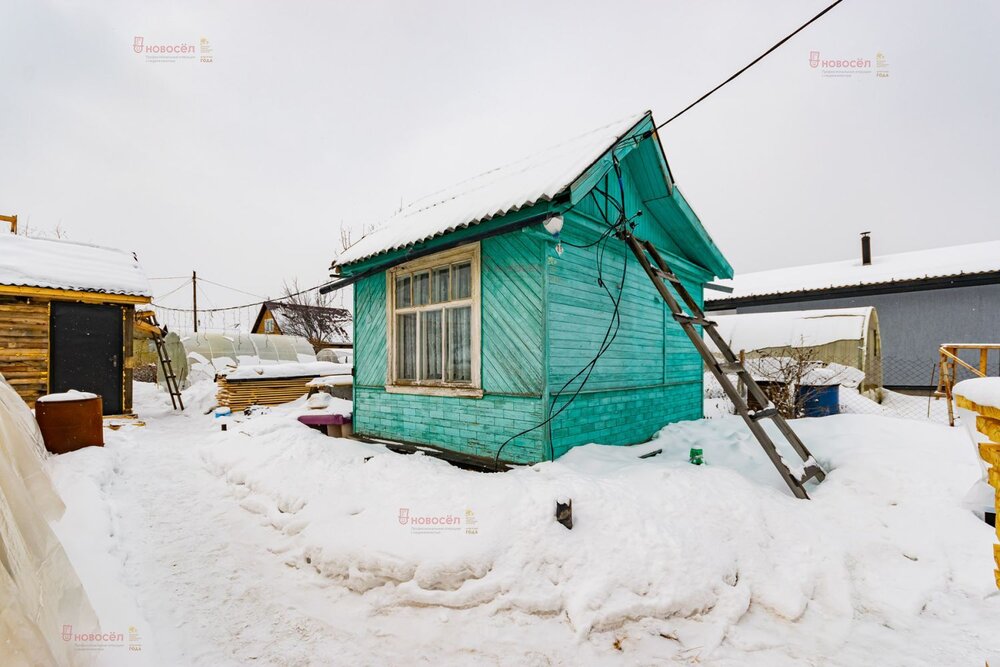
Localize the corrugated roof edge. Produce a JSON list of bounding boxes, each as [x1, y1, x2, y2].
[[333, 112, 651, 269], [0, 280, 149, 297], [705, 269, 1000, 303]]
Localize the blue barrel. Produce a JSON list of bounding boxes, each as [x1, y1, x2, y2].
[[797, 384, 840, 417]]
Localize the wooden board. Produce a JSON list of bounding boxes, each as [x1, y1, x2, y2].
[[0, 297, 48, 406], [216, 375, 318, 411]]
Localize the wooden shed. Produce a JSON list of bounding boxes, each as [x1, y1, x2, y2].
[[251, 301, 352, 350], [709, 307, 884, 397], [324, 111, 732, 467], [0, 231, 151, 414]]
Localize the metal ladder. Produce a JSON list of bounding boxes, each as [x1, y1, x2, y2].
[[136, 311, 184, 411], [623, 234, 825, 499]]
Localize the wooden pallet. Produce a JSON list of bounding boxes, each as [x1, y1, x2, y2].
[[216, 375, 317, 411]]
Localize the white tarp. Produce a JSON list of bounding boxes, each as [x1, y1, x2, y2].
[[0, 374, 98, 666]]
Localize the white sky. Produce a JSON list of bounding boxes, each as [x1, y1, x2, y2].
[[2, 0, 998, 319]]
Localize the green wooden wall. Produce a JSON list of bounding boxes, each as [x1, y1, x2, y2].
[[542, 208, 707, 457], [352, 218, 710, 464], [349, 132, 725, 465], [352, 233, 549, 464]]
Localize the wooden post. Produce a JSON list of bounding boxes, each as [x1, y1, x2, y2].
[[192, 270, 198, 332], [738, 349, 746, 398], [980, 348, 989, 376], [0, 214, 16, 234]]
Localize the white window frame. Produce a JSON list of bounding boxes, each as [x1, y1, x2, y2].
[[385, 243, 482, 398]]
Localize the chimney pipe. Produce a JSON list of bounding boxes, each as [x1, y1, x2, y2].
[[861, 232, 872, 266]]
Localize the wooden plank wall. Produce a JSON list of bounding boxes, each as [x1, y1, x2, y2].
[[0, 296, 48, 407]]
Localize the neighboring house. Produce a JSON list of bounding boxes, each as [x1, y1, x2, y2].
[[323, 111, 733, 467], [705, 236, 1000, 389], [251, 300, 352, 349], [0, 231, 151, 414], [708, 307, 883, 397]]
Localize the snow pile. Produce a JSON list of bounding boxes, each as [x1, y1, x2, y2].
[[219, 361, 350, 381], [0, 231, 151, 296], [199, 410, 1000, 661], [954, 377, 1000, 413], [37, 390, 98, 403], [306, 374, 352, 388]]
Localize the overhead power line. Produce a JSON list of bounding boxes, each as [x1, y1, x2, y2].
[[154, 279, 192, 301], [197, 277, 267, 300], [625, 0, 846, 143], [152, 278, 331, 314]]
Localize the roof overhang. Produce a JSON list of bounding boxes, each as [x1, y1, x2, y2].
[[0, 284, 151, 305], [705, 270, 1000, 310]]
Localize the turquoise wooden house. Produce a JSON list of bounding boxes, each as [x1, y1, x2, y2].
[[324, 111, 732, 467]]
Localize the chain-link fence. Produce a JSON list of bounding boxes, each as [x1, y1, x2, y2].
[[703, 351, 977, 424]]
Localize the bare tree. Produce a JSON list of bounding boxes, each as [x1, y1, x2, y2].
[[274, 279, 352, 347], [336, 220, 377, 256], [741, 346, 853, 418], [17, 217, 68, 239]]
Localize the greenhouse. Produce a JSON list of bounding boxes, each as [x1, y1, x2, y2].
[[157, 331, 317, 388]]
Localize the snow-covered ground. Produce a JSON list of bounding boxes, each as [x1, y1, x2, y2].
[[46, 381, 1000, 666]]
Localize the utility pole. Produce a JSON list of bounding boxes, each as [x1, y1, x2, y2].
[[192, 270, 198, 332]]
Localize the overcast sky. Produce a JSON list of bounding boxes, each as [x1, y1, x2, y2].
[[2, 0, 998, 320]]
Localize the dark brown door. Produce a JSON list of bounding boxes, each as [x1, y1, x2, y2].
[[50, 302, 123, 415]]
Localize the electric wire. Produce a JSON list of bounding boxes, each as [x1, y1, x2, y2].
[[151, 279, 328, 313], [493, 156, 633, 467], [153, 279, 192, 301], [197, 277, 268, 300], [619, 0, 846, 149]]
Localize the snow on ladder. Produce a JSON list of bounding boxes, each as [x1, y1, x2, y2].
[[623, 234, 825, 499], [135, 311, 185, 411]]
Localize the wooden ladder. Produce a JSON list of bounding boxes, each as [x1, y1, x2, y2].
[[136, 311, 184, 411], [623, 234, 825, 499]]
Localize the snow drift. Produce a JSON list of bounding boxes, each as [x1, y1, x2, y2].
[[200, 402, 1000, 662]]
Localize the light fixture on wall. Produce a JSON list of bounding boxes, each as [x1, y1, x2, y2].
[[543, 214, 564, 236], [544, 215, 564, 255]]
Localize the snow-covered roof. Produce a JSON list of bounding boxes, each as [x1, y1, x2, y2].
[[259, 301, 352, 343], [335, 113, 648, 266], [707, 239, 1000, 302], [709, 307, 874, 352], [0, 232, 151, 297]]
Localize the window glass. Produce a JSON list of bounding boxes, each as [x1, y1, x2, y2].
[[391, 251, 476, 387], [395, 276, 411, 308], [397, 313, 417, 379], [447, 306, 472, 382], [453, 262, 472, 299], [420, 311, 443, 380], [413, 271, 430, 306], [432, 267, 450, 303]]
